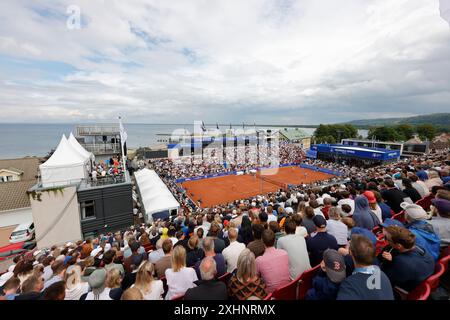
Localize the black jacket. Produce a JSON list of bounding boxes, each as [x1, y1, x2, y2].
[[184, 280, 228, 300]]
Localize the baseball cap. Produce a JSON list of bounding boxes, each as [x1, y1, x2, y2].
[[323, 249, 346, 284], [363, 191, 377, 204], [431, 198, 450, 215], [313, 215, 327, 228], [381, 218, 404, 228], [400, 202, 431, 220], [88, 269, 107, 289], [351, 227, 377, 246]]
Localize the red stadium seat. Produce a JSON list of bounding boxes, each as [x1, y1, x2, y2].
[[426, 263, 445, 291], [271, 278, 298, 300], [439, 249, 450, 273], [406, 282, 431, 300], [297, 264, 321, 300], [160, 276, 168, 298], [392, 211, 405, 223], [218, 272, 233, 286], [415, 195, 434, 211], [263, 292, 273, 300]]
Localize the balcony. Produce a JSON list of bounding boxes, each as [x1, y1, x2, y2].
[[82, 143, 121, 155], [76, 124, 120, 136]]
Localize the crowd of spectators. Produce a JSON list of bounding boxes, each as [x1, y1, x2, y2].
[[1, 146, 449, 300]]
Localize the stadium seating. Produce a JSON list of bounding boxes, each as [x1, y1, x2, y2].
[[426, 263, 445, 291], [297, 264, 321, 300], [415, 195, 434, 211], [263, 292, 273, 300], [392, 211, 406, 223], [271, 278, 298, 300], [406, 282, 431, 300]]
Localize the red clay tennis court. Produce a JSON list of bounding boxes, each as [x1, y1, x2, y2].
[[180, 165, 334, 208]]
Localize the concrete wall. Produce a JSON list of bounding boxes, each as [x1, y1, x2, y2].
[[30, 186, 82, 249], [0, 207, 33, 228]]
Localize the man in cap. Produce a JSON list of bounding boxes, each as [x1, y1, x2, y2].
[[306, 216, 339, 267], [306, 249, 346, 300], [429, 198, 450, 246], [401, 202, 441, 261], [337, 234, 394, 300]]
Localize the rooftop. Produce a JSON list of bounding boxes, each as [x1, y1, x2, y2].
[[0, 157, 40, 211], [279, 128, 311, 140]]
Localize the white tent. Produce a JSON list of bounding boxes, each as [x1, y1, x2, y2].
[[134, 168, 179, 221], [68, 132, 95, 161], [39, 135, 90, 188]]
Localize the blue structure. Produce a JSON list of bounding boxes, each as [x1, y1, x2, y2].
[[307, 144, 400, 166]]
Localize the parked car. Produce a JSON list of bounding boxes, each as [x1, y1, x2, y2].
[[0, 241, 36, 262], [9, 222, 35, 244]]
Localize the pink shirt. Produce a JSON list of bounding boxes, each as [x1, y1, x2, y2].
[[256, 247, 290, 293]]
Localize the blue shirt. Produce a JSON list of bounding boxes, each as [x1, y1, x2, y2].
[[381, 246, 435, 292], [306, 232, 339, 267], [337, 266, 394, 300]]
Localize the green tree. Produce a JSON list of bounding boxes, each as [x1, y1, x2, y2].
[[367, 126, 402, 142], [395, 124, 414, 141], [416, 124, 437, 141], [314, 124, 358, 143]]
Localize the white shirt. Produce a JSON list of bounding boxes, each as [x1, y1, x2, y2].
[[148, 248, 165, 264], [132, 280, 164, 300], [295, 226, 308, 237], [276, 234, 311, 280], [65, 282, 89, 301], [165, 267, 198, 300], [222, 241, 246, 273], [43, 265, 53, 282], [371, 204, 383, 224], [267, 214, 277, 223], [326, 220, 349, 246], [313, 208, 325, 217], [85, 287, 113, 300]]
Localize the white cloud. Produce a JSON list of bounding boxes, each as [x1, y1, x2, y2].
[[0, 0, 449, 124]]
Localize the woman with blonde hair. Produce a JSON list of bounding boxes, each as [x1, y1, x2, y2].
[[132, 261, 164, 300], [64, 265, 89, 300], [165, 246, 198, 300], [228, 249, 267, 300]]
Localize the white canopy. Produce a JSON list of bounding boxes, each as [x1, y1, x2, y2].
[[68, 132, 95, 161], [134, 168, 179, 220], [39, 134, 90, 188]]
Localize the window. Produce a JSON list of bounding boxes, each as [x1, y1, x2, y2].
[[6, 176, 13, 181], [80, 200, 95, 220]]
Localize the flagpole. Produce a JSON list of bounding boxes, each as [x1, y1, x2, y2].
[[119, 116, 126, 174]]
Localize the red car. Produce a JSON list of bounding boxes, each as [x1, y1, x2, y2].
[[0, 241, 36, 262]]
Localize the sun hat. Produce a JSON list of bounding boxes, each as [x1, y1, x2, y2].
[[400, 202, 431, 220]]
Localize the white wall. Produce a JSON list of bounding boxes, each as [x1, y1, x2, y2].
[[0, 207, 33, 228], [30, 186, 82, 249]]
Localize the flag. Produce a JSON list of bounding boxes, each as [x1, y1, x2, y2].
[[216, 123, 219, 130], [201, 121, 206, 132], [242, 122, 245, 129], [119, 116, 128, 144], [229, 123, 232, 129]]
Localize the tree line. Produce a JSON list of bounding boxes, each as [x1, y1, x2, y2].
[[313, 123, 441, 144]]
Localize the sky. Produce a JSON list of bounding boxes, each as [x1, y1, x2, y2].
[[0, 0, 449, 125]]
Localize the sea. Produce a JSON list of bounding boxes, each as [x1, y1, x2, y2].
[[0, 123, 368, 159]]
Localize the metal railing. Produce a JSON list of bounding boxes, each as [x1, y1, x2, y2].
[[76, 124, 120, 136], [82, 143, 121, 154]]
